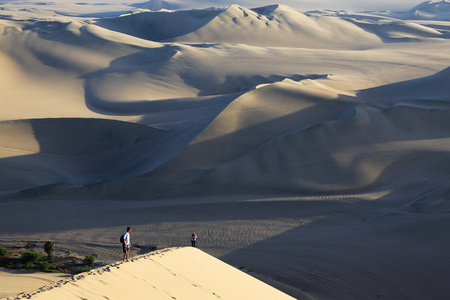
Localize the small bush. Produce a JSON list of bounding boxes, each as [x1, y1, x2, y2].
[[83, 255, 96, 265], [0, 247, 7, 256], [21, 251, 41, 263], [48, 254, 55, 263], [14, 263, 24, 269], [38, 261, 50, 272], [25, 262, 36, 270], [74, 266, 94, 274], [44, 241, 55, 257]]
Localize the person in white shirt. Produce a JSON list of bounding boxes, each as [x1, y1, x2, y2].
[[122, 227, 131, 262]]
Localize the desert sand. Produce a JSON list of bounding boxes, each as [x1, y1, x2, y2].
[[1, 0, 450, 299], [3, 247, 294, 300], [0, 268, 70, 299]]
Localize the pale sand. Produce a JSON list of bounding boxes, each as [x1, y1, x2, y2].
[[3, 247, 294, 300], [1, 1, 450, 299], [0, 269, 70, 299]]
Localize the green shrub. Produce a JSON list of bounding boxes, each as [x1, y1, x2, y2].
[[48, 253, 55, 263], [14, 263, 24, 269], [21, 251, 41, 263], [83, 254, 96, 265], [25, 262, 36, 270], [44, 241, 54, 256], [38, 261, 50, 272], [74, 266, 94, 274], [0, 247, 7, 256]]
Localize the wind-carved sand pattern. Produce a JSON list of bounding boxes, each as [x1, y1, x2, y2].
[[1, 0, 450, 299]]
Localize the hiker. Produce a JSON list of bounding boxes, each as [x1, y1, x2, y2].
[[122, 227, 131, 261], [191, 232, 197, 247]]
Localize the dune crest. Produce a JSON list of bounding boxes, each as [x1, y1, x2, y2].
[[96, 4, 382, 49], [7, 248, 294, 300]]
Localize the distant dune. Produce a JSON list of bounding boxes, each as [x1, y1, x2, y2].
[[1, 1, 449, 200], [98, 4, 383, 49]]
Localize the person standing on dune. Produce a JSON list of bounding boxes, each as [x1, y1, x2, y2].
[[191, 232, 197, 247], [122, 227, 131, 261]]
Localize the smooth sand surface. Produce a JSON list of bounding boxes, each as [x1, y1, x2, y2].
[[0, 269, 70, 299], [1, 1, 450, 299], [3, 247, 294, 300]]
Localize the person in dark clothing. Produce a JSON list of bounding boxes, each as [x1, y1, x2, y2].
[[191, 232, 197, 247]]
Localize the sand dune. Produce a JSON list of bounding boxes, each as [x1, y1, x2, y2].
[[1, 1, 450, 299], [98, 4, 383, 49], [100, 77, 450, 199], [359, 66, 450, 100], [402, 0, 450, 20], [0, 268, 69, 299], [5, 248, 293, 300]]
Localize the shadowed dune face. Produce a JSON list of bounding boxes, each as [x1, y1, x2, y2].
[[96, 8, 222, 41], [0, 119, 171, 195], [358, 66, 450, 100], [0, 119, 164, 156]]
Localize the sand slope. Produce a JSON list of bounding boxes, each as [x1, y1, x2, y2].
[[0, 269, 69, 299], [4, 248, 294, 300]]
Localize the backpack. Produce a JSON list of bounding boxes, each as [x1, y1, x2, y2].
[[120, 233, 125, 244]]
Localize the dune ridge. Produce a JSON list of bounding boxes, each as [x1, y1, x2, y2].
[[97, 4, 383, 49], [4, 247, 294, 300]]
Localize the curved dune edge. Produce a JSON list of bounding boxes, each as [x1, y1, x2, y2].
[[3, 247, 294, 300], [0, 269, 70, 299]]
